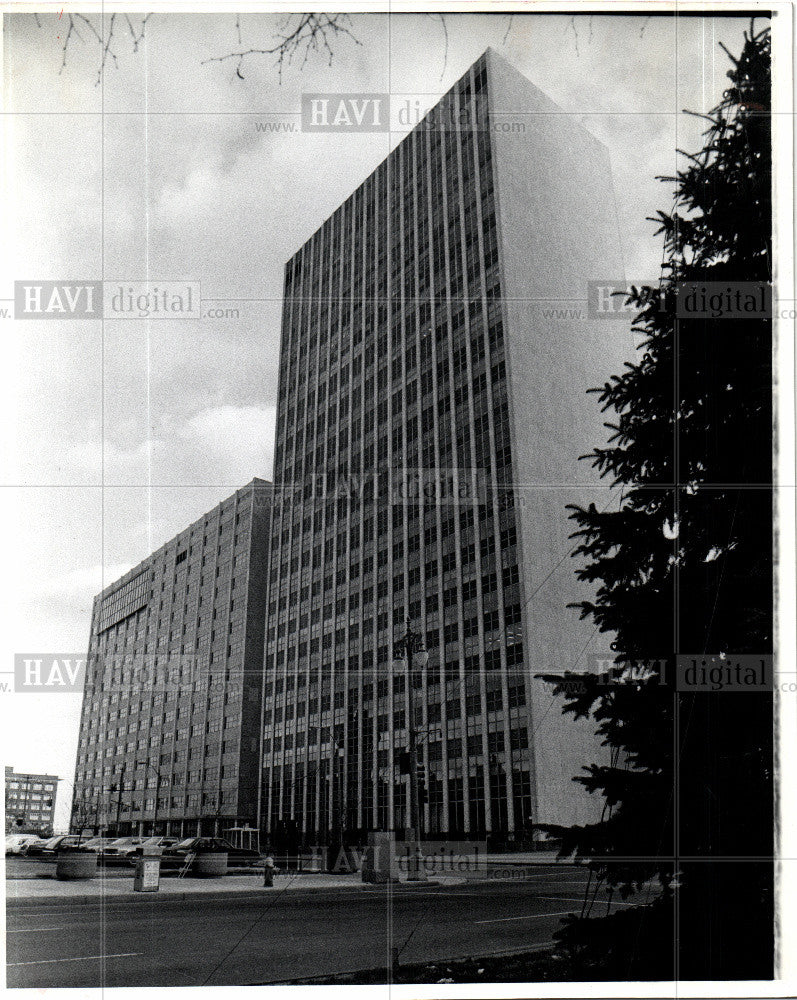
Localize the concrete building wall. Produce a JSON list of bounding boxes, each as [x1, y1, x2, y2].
[[5, 766, 59, 835], [487, 49, 629, 826], [71, 479, 273, 836], [261, 49, 629, 842]]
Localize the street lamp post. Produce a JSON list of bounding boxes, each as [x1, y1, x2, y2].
[[330, 741, 345, 856], [111, 762, 127, 836], [20, 775, 31, 831], [396, 618, 428, 883]]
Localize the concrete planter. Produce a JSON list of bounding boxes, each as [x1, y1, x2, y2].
[[56, 849, 98, 880], [193, 852, 227, 877]]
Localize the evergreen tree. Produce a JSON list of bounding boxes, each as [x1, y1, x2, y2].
[[539, 20, 773, 980]]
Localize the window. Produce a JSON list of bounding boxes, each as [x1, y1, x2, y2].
[[486, 688, 503, 712], [511, 727, 529, 750], [508, 683, 526, 707], [502, 565, 520, 588]]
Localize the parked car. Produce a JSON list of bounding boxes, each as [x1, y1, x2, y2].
[[81, 837, 113, 852], [101, 837, 148, 861], [126, 836, 180, 862], [5, 834, 41, 855], [16, 836, 49, 855], [24, 835, 85, 857], [160, 837, 261, 871]]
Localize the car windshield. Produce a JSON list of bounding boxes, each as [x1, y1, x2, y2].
[[176, 839, 197, 849], [110, 838, 139, 847], [43, 837, 62, 848]]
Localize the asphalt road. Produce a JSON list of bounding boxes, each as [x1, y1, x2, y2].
[[7, 868, 622, 987]]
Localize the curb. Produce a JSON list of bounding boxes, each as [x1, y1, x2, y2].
[[4, 878, 419, 908], [7, 884, 349, 908], [7, 889, 275, 908], [5, 876, 455, 908]]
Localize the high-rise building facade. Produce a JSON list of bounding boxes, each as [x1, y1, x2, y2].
[[5, 766, 58, 835], [71, 479, 272, 838], [262, 50, 626, 843]]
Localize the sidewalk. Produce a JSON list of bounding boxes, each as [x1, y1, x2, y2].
[[6, 870, 365, 908], [483, 851, 564, 865], [6, 852, 570, 908]]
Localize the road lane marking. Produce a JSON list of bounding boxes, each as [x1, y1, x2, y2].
[[8, 927, 69, 933], [475, 910, 577, 924], [534, 895, 637, 906], [8, 952, 142, 966]]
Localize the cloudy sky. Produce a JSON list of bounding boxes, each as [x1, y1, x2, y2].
[[1, 9, 754, 829]]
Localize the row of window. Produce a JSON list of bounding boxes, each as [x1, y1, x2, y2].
[[6, 781, 55, 792]]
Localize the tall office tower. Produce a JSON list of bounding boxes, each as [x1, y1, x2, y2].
[[5, 766, 58, 836], [71, 479, 272, 839], [262, 49, 626, 844]]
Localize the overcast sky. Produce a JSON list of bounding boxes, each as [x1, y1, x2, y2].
[[1, 10, 753, 829]]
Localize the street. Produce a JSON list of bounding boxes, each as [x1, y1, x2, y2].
[[6, 868, 626, 986]]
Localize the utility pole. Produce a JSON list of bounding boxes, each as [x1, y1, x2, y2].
[[21, 775, 31, 831], [331, 741, 345, 855], [113, 763, 126, 835], [153, 766, 161, 836], [396, 618, 428, 882]]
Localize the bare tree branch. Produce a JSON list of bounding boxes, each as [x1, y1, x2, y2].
[[40, 11, 522, 88], [567, 16, 580, 57], [37, 12, 151, 85], [202, 14, 361, 83], [72, 13, 103, 46], [125, 13, 150, 54], [98, 12, 119, 87], [58, 15, 78, 76], [426, 14, 449, 82]]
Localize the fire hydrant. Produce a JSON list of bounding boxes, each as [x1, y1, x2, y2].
[[263, 855, 275, 888]]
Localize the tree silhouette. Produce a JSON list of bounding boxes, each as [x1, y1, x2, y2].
[[538, 19, 773, 980]]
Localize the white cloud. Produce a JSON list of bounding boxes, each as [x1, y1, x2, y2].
[[102, 402, 276, 485], [29, 563, 133, 603], [157, 162, 224, 223]]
